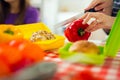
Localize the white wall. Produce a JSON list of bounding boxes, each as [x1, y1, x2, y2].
[[30, 0, 41, 7], [40, 0, 59, 32], [59, 0, 92, 12]]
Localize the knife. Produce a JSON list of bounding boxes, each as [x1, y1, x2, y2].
[[54, 8, 96, 28], [12, 62, 57, 80]]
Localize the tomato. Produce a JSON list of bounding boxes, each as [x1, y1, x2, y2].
[[0, 44, 22, 64], [0, 39, 45, 76], [0, 60, 10, 77], [7, 39, 45, 62]]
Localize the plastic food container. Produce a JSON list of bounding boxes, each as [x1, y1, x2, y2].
[[15, 22, 65, 50], [59, 42, 104, 65], [58, 11, 120, 65]]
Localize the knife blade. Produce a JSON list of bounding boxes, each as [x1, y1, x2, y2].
[[54, 11, 84, 28], [54, 8, 96, 28]]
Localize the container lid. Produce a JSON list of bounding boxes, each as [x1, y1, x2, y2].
[[104, 11, 120, 57]]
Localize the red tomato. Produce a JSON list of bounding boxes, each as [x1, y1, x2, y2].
[[0, 44, 22, 65], [0, 39, 45, 75], [7, 39, 45, 62], [0, 60, 10, 77]]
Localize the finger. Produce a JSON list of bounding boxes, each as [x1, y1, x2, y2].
[[85, 20, 97, 32], [82, 13, 95, 24], [90, 24, 103, 32], [88, 27, 97, 32], [80, 13, 89, 19], [98, 10, 104, 13], [95, 3, 105, 11], [90, 26, 100, 32], [85, 0, 99, 10]]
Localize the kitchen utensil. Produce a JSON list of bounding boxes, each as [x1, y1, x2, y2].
[[54, 8, 96, 28]]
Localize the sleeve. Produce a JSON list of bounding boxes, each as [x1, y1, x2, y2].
[[112, 0, 120, 17], [24, 7, 40, 24]]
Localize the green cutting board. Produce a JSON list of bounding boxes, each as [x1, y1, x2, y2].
[[104, 11, 120, 57]]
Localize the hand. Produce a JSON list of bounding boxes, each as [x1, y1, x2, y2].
[[81, 12, 115, 32], [85, 0, 113, 15]]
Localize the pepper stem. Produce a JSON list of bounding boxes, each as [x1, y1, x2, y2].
[[4, 28, 14, 35], [78, 28, 85, 36]]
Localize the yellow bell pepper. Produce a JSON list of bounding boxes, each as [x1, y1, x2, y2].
[[34, 34, 65, 50], [15, 22, 65, 50], [0, 25, 23, 43], [16, 22, 51, 39]]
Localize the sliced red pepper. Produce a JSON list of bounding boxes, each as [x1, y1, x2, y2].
[[64, 19, 91, 42]]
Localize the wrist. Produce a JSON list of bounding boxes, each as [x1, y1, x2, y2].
[[108, 17, 116, 29]]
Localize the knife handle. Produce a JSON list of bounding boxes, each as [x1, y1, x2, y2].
[[85, 8, 97, 13]]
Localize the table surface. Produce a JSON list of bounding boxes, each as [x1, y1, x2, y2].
[[44, 50, 120, 80]]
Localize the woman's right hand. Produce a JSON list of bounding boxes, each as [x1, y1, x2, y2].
[[85, 0, 113, 15]]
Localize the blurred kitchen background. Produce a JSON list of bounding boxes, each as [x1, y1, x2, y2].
[[30, 0, 107, 41]]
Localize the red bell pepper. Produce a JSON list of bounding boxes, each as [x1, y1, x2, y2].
[[64, 19, 91, 42]]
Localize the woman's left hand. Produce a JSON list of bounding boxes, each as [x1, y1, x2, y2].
[[81, 12, 115, 32]]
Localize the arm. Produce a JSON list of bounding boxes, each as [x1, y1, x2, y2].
[[112, 0, 120, 17]]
